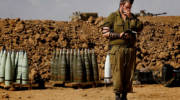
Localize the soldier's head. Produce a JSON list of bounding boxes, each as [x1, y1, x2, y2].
[[119, 0, 134, 14]]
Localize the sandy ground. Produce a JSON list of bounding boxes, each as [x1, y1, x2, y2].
[[0, 84, 180, 100]]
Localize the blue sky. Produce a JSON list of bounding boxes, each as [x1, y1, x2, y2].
[[0, 0, 179, 21]]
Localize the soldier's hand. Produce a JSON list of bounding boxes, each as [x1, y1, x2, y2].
[[124, 33, 130, 39], [120, 32, 131, 39], [102, 27, 110, 38], [103, 32, 110, 38], [120, 32, 125, 38], [124, 10, 132, 18], [123, 33, 133, 39], [119, 4, 124, 15], [102, 27, 110, 34]]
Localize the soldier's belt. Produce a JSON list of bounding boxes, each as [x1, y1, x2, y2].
[[110, 39, 127, 45], [110, 39, 135, 48]]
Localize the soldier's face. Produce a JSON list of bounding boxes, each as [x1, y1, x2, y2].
[[123, 2, 132, 13]]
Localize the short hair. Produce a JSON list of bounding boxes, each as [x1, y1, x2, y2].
[[120, 0, 134, 4]]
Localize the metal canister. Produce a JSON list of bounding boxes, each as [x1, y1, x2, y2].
[[5, 52, 12, 86], [88, 49, 94, 81], [73, 49, 77, 82], [81, 49, 86, 81], [16, 51, 23, 84], [104, 53, 111, 84], [15, 51, 19, 67], [66, 49, 70, 81], [80, 49, 85, 69], [69, 49, 73, 82], [60, 48, 67, 82], [22, 52, 29, 85], [10, 50, 16, 82], [0, 49, 3, 59], [0, 49, 3, 63], [0, 50, 3, 81], [0, 50, 7, 82], [54, 49, 59, 81], [66, 49, 70, 67], [74, 49, 84, 83], [57, 49, 62, 81], [14, 51, 19, 81], [88, 49, 92, 68], [91, 49, 99, 81], [84, 49, 91, 82]]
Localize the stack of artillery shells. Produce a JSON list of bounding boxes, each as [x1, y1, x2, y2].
[[0, 49, 29, 87], [51, 48, 99, 83]]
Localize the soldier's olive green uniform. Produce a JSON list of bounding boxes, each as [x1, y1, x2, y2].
[[103, 10, 143, 93]]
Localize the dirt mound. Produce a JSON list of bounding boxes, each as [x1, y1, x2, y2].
[[137, 16, 180, 72], [0, 16, 179, 80]]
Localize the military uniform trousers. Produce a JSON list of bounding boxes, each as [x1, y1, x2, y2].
[[110, 45, 136, 93]]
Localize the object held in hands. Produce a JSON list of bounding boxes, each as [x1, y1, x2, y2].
[[121, 30, 137, 40]]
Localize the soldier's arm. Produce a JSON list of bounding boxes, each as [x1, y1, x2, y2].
[[101, 13, 116, 38], [103, 30, 125, 39]]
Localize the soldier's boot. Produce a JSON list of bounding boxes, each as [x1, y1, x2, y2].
[[121, 92, 127, 100], [115, 92, 121, 100]]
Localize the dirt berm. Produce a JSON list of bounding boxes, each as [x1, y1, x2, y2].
[[0, 16, 179, 80]]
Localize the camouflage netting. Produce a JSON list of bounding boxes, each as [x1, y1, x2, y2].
[[0, 16, 179, 81]]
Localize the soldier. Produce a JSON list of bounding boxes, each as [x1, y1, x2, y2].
[[102, 0, 143, 100]]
